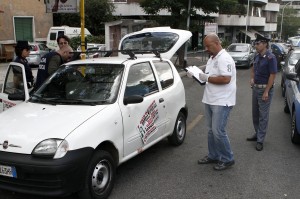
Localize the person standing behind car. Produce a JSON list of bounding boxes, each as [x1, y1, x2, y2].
[[57, 35, 71, 50], [35, 45, 73, 89], [13, 41, 34, 88], [247, 34, 277, 151], [187, 33, 236, 171]]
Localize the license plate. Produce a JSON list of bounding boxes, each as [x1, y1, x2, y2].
[[0, 164, 17, 178]]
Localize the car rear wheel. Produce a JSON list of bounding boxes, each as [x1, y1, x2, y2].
[[291, 112, 300, 144], [284, 96, 290, 113], [78, 150, 116, 199], [168, 112, 186, 146]]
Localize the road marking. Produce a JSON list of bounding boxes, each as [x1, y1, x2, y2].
[[187, 114, 203, 132]]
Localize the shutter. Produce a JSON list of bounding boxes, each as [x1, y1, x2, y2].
[[15, 17, 33, 42]]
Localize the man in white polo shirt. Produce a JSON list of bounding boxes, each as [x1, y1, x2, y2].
[[188, 33, 236, 171]]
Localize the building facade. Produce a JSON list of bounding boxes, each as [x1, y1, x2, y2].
[[0, 0, 52, 60]]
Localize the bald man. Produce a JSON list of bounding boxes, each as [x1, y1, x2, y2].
[[187, 33, 236, 171], [35, 45, 73, 89]]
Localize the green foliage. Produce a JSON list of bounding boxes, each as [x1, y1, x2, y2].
[[277, 7, 300, 41], [140, 0, 221, 28], [219, 0, 246, 15], [53, 0, 115, 36], [221, 39, 231, 49], [69, 35, 105, 50]]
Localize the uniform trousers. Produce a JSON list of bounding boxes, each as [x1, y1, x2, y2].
[[252, 87, 274, 143]]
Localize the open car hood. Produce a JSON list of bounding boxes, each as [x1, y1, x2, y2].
[[118, 27, 192, 59]]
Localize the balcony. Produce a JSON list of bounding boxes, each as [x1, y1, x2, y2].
[[263, 23, 277, 32], [217, 14, 265, 26], [263, 2, 280, 12]]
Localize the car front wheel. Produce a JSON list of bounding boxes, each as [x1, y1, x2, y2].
[[168, 112, 186, 146], [291, 112, 300, 144], [78, 150, 116, 199]]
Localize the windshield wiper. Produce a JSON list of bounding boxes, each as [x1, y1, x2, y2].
[[30, 94, 57, 105], [47, 98, 99, 106]]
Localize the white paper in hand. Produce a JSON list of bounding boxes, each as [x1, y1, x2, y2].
[[184, 66, 205, 84]]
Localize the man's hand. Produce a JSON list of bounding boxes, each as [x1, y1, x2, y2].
[[199, 73, 209, 82], [186, 71, 193, 78]]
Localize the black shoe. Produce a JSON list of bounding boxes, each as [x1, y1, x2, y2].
[[198, 156, 218, 164], [246, 135, 257, 141], [213, 160, 235, 171], [256, 142, 263, 151]]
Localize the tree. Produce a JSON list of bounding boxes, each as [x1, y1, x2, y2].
[[277, 7, 299, 41], [53, 0, 115, 36], [140, 0, 223, 67]]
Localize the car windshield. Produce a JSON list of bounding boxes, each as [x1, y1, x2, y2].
[[30, 64, 124, 105], [227, 44, 249, 52], [120, 32, 179, 53], [289, 52, 300, 65]]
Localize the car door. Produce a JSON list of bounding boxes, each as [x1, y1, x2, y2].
[[0, 62, 30, 112], [120, 61, 167, 157]]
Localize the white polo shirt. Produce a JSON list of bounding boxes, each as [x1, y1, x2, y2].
[[202, 49, 236, 106]]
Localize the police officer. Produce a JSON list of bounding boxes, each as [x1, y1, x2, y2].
[[35, 45, 72, 90], [13, 41, 34, 88], [247, 34, 277, 151]]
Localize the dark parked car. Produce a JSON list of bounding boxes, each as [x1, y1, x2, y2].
[[271, 43, 289, 70]]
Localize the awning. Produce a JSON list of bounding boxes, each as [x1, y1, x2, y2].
[[239, 30, 256, 40]]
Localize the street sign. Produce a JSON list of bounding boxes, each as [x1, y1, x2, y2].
[[45, 0, 79, 13], [204, 23, 218, 35]]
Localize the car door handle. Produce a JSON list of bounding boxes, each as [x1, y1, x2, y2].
[[159, 98, 164, 103]]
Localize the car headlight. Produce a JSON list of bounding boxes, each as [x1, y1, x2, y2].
[[32, 139, 69, 159]]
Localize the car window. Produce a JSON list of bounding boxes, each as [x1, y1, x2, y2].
[[227, 44, 248, 52], [153, 61, 174, 89], [32, 64, 124, 104], [288, 52, 300, 65], [121, 32, 179, 53], [125, 62, 158, 97], [3, 65, 25, 95]]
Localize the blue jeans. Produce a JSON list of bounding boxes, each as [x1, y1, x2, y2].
[[252, 87, 274, 143], [204, 104, 234, 163]]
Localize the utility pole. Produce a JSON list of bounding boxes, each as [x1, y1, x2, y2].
[[80, 0, 86, 59]]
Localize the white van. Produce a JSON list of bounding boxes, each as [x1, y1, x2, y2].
[[46, 26, 92, 50]]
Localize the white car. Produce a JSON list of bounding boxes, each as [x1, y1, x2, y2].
[[227, 43, 255, 68], [27, 42, 51, 66], [0, 27, 191, 199], [77, 43, 106, 59]]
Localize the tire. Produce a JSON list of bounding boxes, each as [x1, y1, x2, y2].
[[291, 112, 300, 144], [284, 96, 290, 113], [78, 150, 116, 199], [168, 112, 186, 146]]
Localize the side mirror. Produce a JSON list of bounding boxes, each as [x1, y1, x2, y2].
[[286, 72, 299, 83], [8, 93, 26, 101], [123, 95, 143, 105]]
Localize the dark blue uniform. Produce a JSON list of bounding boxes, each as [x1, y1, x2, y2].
[[13, 56, 34, 86], [35, 51, 62, 89], [253, 50, 277, 84]]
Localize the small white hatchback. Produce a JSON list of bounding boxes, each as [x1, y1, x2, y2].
[[0, 27, 191, 199]]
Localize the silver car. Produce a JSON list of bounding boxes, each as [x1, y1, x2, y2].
[[27, 42, 50, 67], [227, 43, 255, 69]]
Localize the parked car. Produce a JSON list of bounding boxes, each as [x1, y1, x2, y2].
[[280, 48, 300, 97], [0, 27, 191, 199], [271, 43, 289, 70], [283, 59, 300, 144], [76, 43, 106, 59], [27, 42, 51, 67], [226, 43, 255, 68]]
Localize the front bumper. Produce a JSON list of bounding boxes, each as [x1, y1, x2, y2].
[[0, 147, 93, 197], [234, 60, 249, 68]]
